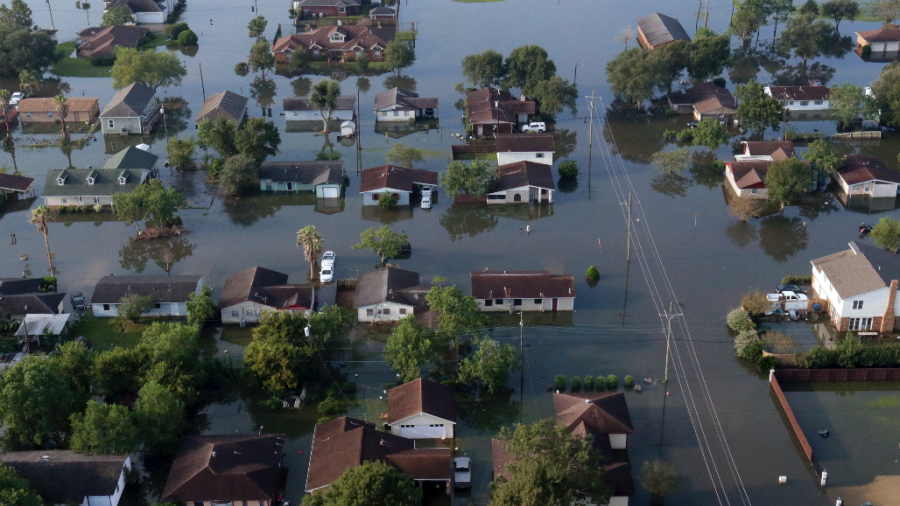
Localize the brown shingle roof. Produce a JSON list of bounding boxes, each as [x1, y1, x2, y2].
[[388, 378, 457, 424], [0, 173, 34, 192], [374, 88, 438, 111], [554, 392, 634, 435], [471, 270, 574, 299], [726, 160, 770, 189], [273, 25, 395, 53], [0, 451, 128, 504], [77, 25, 149, 57], [353, 267, 424, 308], [837, 154, 900, 185], [811, 241, 900, 298], [494, 133, 555, 153], [283, 95, 356, 112], [742, 141, 796, 159], [666, 82, 735, 107], [359, 165, 438, 192], [16, 97, 99, 114], [693, 95, 737, 114], [194, 91, 248, 123], [162, 434, 285, 502], [856, 28, 900, 43], [218, 266, 289, 309], [491, 438, 514, 481], [766, 85, 830, 101], [489, 161, 556, 192], [466, 87, 535, 125]]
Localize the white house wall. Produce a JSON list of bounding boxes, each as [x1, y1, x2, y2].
[[496, 151, 553, 166], [44, 195, 115, 208], [388, 412, 455, 438], [813, 265, 900, 323], [357, 302, 415, 322], [476, 297, 573, 312], [608, 496, 629, 506], [221, 301, 313, 324], [91, 302, 189, 318], [362, 189, 410, 206], [841, 179, 899, 198], [608, 433, 627, 450], [376, 108, 416, 122], [133, 12, 165, 24], [286, 110, 354, 121], [82, 455, 130, 506], [724, 168, 767, 199], [783, 99, 829, 111]]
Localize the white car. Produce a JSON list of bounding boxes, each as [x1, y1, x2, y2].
[[9, 92, 24, 106], [453, 457, 471, 489], [521, 121, 546, 133], [421, 186, 433, 197], [320, 264, 334, 283], [321, 251, 336, 268], [420, 195, 432, 209]]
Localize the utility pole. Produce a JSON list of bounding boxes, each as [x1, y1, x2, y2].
[[704, 0, 710, 28], [519, 311, 524, 356], [626, 192, 632, 263], [519, 311, 525, 423], [46, 0, 56, 30], [695, 0, 701, 31], [586, 91, 595, 199], [199, 63, 207, 102], [661, 301, 683, 383], [781, 105, 786, 141]]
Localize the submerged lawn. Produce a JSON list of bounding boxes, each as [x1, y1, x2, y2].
[[51, 41, 112, 78], [69, 311, 148, 349]]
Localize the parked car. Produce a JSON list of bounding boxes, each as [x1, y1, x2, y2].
[[520, 121, 546, 133], [453, 457, 471, 489], [421, 195, 432, 209], [686, 121, 698, 129], [320, 264, 334, 283], [9, 92, 24, 106], [70, 291, 86, 310], [776, 284, 805, 294], [766, 291, 808, 312], [421, 186, 433, 197], [321, 251, 336, 267], [422, 108, 435, 119]]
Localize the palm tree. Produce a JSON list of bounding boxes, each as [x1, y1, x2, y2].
[[0, 90, 12, 147], [29, 205, 55, 276], [54, 95, 70, 142], [296, 225, 323, 281], [18, 70, 39, 95]]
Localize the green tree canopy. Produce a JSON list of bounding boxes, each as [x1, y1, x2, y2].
[[235, 117, 281, 163], [505, 45, 556, 95], [116, 294, 153, 322], [425, 277, 485, 339], [641, 460, 680, 499], [652, 148, 692, 174], [459, 335, 519, 394], [352, 226, 408, 264], [101, 5, 134, 26], [0, 25, 60, 77], [112, 179, 187, 230], [186, 286, 216, 328], [822, 0, 860, 28], [112, 48, 187, 90], [803, 139, 840, 174], [384, 41, 416, 73], [309, 79, 342, 132], [385, 142, 425, 168], [0, 462, 43, 506], [778, 14, 832, 63], [384, 316, 439, 382], [69, 400, 139, 455], [0, 355, 77, 449], [90, 347, 144, 400], [248, 38, 275, 78], [605, 48, 660, 105], [870, 216, 900, 252], [462, 49, 506, 88], [302, 461, 422, 506], [690, 118, 729, 151], [134, 381, 185, 455], [440, 160, 497, 198], [0, 0, 33, 29], [530, 75, 578, 116], [765, 157, 815, 206], [198, 117, 238, 157], [734, 80, 783, 133], [219, 153, 260, 195], [688, 33, 730, 82], [167, 136, 196, 171], [871, 0, 900, 23], [828, 82, 865, 126], [728, 0, 767, 41], [248, 16, 268, 38]]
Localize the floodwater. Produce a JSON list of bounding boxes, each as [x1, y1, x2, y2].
[[4, 0, 900, 505]]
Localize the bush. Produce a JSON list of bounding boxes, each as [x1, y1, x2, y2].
[[554, 374, 566, 391], [836, 335, 863, 368], [756, 355, 777, 372], [726, 308, 755, 332], [91, 54, 117, 66], [177, 29, 198, 46], [378, 192, 399, 209], [166, 22, 190, 38], [79, 205, 89, 213], [624, 375, 634, 388], [734, 330, 758, 357], [583, 375, 594, 391], [781, 275, 812, 285], [606, 374, 618, 390], [68, 205, 79, 213], [58, 206, 67, 213], [570, 376, 581, 392], [234, 62, 250, 77], [803, 347, 836, 368], [862, 44, 872, 55], [741, 289, 769, 316], [740, 340, 765, 362], [586, 265, 600, 281], [762, 331, 796, 354], [558, 160, 579, 179], [93, 204, 103, 212]]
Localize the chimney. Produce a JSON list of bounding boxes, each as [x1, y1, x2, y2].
[[880, 280, 898, 334]]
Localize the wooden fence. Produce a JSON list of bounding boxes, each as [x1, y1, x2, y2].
[[774, 368, 900, 382], [769, 371, 814, 462], [832, 130, 882, 140]]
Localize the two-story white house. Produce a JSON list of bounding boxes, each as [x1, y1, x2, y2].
[[387, 377, 457, 439], [811, 241, 900, 334], [494, 133, 554, 166], [91, 275, 203, 317], [218, 266, 315, 324], [471, 270, 574, 312], [0, 451, 131, 506], [100, 83, 159, 135], [764, 83, 830, 111], [354, 267, 430, 322]]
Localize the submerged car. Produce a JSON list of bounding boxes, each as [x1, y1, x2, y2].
[[453, 456, 471, 489]]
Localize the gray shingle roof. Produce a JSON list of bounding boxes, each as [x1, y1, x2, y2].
[[42, 168, 150, 197], [489, 161, 556, 193], [0, 292, 66, 316], [812, 241, 900, 298], [194, 91, 249, 123], [638, 13, 691, 47], [104, 146, 159, 171], [257, 161, 344, 185], [101, 83, 156, 118], [373, 88, 438, 112], [0, 451, 128, 504], [91, 275, 202, 304], [354, 267, 423, 307]]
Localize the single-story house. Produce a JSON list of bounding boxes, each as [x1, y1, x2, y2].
[[258, 160, 345, 197], [374, 88, 438, 122], [724, 160, 771, 199], [0, 173, 34, 200], [77, 25, 149, 57], [466, 87, 536, 137], [90, 275, 203, 317], [765, 84, 830, 111], [15, 313, 73, 345], [855, 28, 900, 53], [284, 96, 356, 122], [0, 278, 69, 320], [637, 12, 691, 50], [42, 167, 152, 209], [306, 417, 451, 493], [734, 140, 795, 161], [369, 5, 395, 19], [100, 82, 159, 135], [555, 391, 635, 450], [218, 266, 316, 324], [292, 0, 361, 18], [812, 241, 900, 334], [16, 97, 100, 123], [471, 270, 574, 312], [360, 165, 438, 206], [272, 25, 396, 63], [486, 161, 555, 204], [665, 82, 737, 122], [194, 90, 248, 125], [354, 267, 429, 322], [163, 434, 286, 506], [494, 133, 555, 166], [387, 378, 457, 439], [103, 145, 159, 171], [834, 155, 900, 198], [103, 0, 172, 24], [0, 451, 131, 506]]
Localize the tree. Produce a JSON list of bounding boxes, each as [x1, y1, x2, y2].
[[53, 95, 69, 141], [489, 419, 610, 506], [803, 139, 840, 173], [822, 0, 860, 29], [0, 26, 59, 78], [798, 0, 821, 16], [352, 226, 408, 264], [384, 41, 416, 74], [247, 16, 268, 39], [0, 90, 12, 146], [440, 160, 497, 197], [69, 401, 138, 455], [729, 194, 764, 221], [0, 462, 42, 506], [165, 22, 190, 39], [101, 5, 134, 26], [770, 0, 795, 37], [530, 75, 578, 116], [385, 142, 425, 168], [297, 225, 323, 280], [134, 381, 185, 455], [219, 153, 259, 195], [425, 277, 484, 339], [459, 336, 519, 394], [870, 216, 900, 252], [355, 52, 371, 74], [234, 117, 281, 163], [734, 80, 782, 133], [28, 205, 54, 276], [177, 29, 198, 46], [688, 33, 730, 82], [167, 136, 196, 170], [828, 82, 865, 126], [765, 157, 814, 206], [112, 179, 186, 229], [384, 316, 439, 382], [462, 49, 506, 88], [871, 0, 900, 23], [17, 70, 38, 95], [248, 38, 275, 78], [504, 45, 556, 95], [0, 355, 76, 449], [197, 117, 238, 157], [652, 148, 692, 175], [134, 323, 202, 402], [778, 14, 832, 63], [605, 48, 660, 105], [728, 0, 766, 42], [641, 460, 679, 500], [186, 286, 215, 328], [117, 294, 153, 322], [112, 48, 187, 90], [302, 461, 422, 506], [615, 26, 635, 49], [690, 118, 729, 151], [308, 79, 342, 132], [0, 0, 34, 29]]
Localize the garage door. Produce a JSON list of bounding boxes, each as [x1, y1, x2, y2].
[[322, 187, 338, 198], [398, 424, 444, 439]]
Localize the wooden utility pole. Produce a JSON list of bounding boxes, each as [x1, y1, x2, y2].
[[695, 0, 702, 31], [704, 0, 710, 27], [662, 301, 683, 383], [519, 311, 524, 357], [626, 192, 632, 263], [587, 91, 595, 198], [199, 63, 207, 102]]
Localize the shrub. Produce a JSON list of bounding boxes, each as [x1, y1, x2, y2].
[[165, 22, 190, 38], [740, 288, 769, 316], [803, 347, 836, 368], [606, 374, 618, 389], [756, 355, 777, 372], [726, 308, 755, 332], [177, 29, 198, 46], [91, 54, 116, 66], [762, 331, 796, 354], [68, 205, 79, 213], [79, 205, 88, 213], [234, 62, 250, 77], [734, 330, 758, 357], [93, 204, 103, 212], [583, 375, 594, 391], [378, 192, 399, 209], [554, 374, 566, 391], [58, 206, 67, 213], [781, 275, 812, 285], [624, 375, 634, 388], [586, 265, 600, 281], [740, 340, 765, 362], [836, 335, 863, 368], [570, 376, 581, 392], [558, 160, 579, 179], [862, 44, 872, 55]]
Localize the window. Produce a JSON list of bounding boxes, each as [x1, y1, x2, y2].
[[366, 308, 374, 316], [232, 310, 239, 317], [814, 100, 823, 105], [800, 101, 809, 106], [536, 153, 544, 158], [25, 112, 31, 118], [484, 299, 493, 307], [399, 308, 407, 315], [374, 50, 381, 58], [339, 6, 345, 12], [513, 299, 522, 306], [154, 303, 161, 309], [108, 119, 114, 128], [788, 101, 795, 106], [534, 299, 542, 304], [853, 300, 864, 310], [848, 318, 872, 330], [393, 111, 399, 116], [751, 188, 758, 194], [48, 111, 53, 118], [496, 299, 504, 304], [313, 49, 319, 56], [372, 194, 380, 201], [383, 308, 391, 315], [94, 197, 101, 204], [61, 198, 67, 204]]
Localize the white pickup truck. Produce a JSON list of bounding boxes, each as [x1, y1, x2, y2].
[[766, 291, 808, 312]]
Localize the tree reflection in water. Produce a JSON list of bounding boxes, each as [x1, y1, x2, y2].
[[384, 74, 416, 91], [758, 214, 809, 262], [456, 387, 521, 436], [773, 62, 836, 86], [725, 220, 759, 249], [651, 172, 691, 199], [119, 235, 196, 274], [439, 204, 500, 241], [251, 75, 277, 110]]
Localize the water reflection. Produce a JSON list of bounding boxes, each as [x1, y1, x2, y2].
[[119, 235, 196, 274], [291, 77, 312, 96], [773, 62, 837, 86], [360, 205, 414, 224], [603, 109, 679, 164], [797, 193, 841, 220], [356, 77, 371, 94], [833, 188, 900, 214], [552, 128, 576, 159], [39, 77, 72, 97], [456, 387, 520, 435], [725, 220, 759, 248], [383, 74, 417, 91], [689, 152, 725, 189], [250, 75, 277, 110], [819, 32, 854, 60], [557, 178, 578, 193], [758, 214, 809, 262], [439, 204, 499, 241], [728, 48, 786, 85], [223, 192, 345, 226], [485, 203, 554, 221], [650, 172, 691, 198]]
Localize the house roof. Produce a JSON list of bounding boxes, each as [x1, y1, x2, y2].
[[0, 278, 44, 296], [812, 241, 900, 298], [471, 270, 574, 299], [489, 161, 556, 193], [765, 85, 830, 101], [41, 168, 150, 197], [105, 0, 164, 14], [369, 6, 395, 15], [218, 267, 315, 311], [258, 161, 344, 185], [855, 28, 900, 43], [490, 438, 514, 482], [837, 155, 900, 185], [388, 378, 457, 424], [16, 97, 99, 114], [101, 83, 156, 118], [666, 82, 736, 109], [466, 87, 536, 125], [77, 25, 149, 56], [306, 417, 451, 492], [0, 451, 128, 504], [726, 160, 771, 189], [194, 91, 249, 123], [637, 13, 691, 47], [359, 165, 438, 193], [494, 133, 555, 153], [294, 0, 361, 6], [162, 434, 286, 503], [374, 88, 438, 111], [554, 392, 634, 434], [104, 145, 159, 170], [283, 95, 356, 112], [273, 25, 396, 54], [354, 267, 424, 308], [0, 173, 34, 192], [742, 141, 795, 160], [693, 95, 737, 114], [15, 313, 70, 337], [91, 275, 201, 304], [605, 462, 637, 497], [0, 292, 65, 317]]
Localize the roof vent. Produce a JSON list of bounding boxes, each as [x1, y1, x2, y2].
[[41, 455, 50, 460], [585, 399, 590, 404], [380, 439, 387, 445]]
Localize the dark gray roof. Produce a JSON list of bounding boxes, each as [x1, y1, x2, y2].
[[105, 0, 164, 13], [194, 91, 249, 123], [0, 173, 34, 192], [293, 0, 361, 6], [101, 83, 156, 118], [91, 275, 202, 304], [354, 267, 424, 307], [42, 168, 150, 197], [489, 161, 556, 193], [283, 95, 356, 112], [374, 88, 438, 112], [0, 278, 43, 296], [0, 451, 128, 504], [218, 267, 314, 311], [0, 292, 66, 316], [257, 161, 344, 185], [638, 13, 691, 47], [103, 146, 159, 171], [369, 6, 395, 15]]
